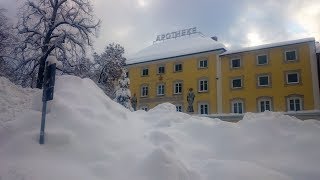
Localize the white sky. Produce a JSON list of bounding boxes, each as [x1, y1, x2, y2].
[[1, 0, 320, 55]]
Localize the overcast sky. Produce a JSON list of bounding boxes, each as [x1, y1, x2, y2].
[[1, 0, 320, 55]]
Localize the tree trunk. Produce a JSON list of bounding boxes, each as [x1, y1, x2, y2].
[[36, 57, 46, 89]]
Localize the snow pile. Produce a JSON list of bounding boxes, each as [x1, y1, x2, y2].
[[127, 34, 225, 64], [0, 76, 38, 125], [1, 76, 320, 180]]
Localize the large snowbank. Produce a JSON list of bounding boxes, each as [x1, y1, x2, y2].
[[1, 76, 320, 180]]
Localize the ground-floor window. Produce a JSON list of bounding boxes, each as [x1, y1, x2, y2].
[[287, 96, 302, 111], [198, 103, 209, 115], [176, 105, 182, 112], [258, 98, 272, 112], [232, 100, 244, 114]]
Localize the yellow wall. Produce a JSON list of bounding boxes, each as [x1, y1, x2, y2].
[[220, 42, 315, 113], [127, 51, 221, 113]]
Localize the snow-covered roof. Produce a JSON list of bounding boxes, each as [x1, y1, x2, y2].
[[221, 37, 315, 56], [316, 42, 320, 54], [127, 34, 226, 65]]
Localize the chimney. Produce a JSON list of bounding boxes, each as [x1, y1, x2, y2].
[[211, 36, 218, 41]]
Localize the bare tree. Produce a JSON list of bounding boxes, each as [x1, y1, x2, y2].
[[16, 0, 100, 88], [0, 9, 18, 78]]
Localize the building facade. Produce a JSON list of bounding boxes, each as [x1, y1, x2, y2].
[[127, 35, 319, 114]]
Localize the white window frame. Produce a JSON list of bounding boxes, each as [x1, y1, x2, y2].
[[174, 82, 182, 94], [198, 103, 209, 115], [174, 63, 183, 72], [231, 78, 242, 89], [286, 72, 299, 84], [258, 98, 272, 112], [175, 104, 183, 112], [231, 100, 244, 114], [256, 54, 268, 65], [198, 79, 208, 92], [199, 59, 208, 68], [258, 75, 270, 87], [287, 97, 302, 111], [230, 58, 241, 68], [141, 68, 149, 76], [285, 50, 297, 61], [157, 84, 165, 96], [141, 85, 148, 97]]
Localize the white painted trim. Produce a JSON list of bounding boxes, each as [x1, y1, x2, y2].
[[257, 74, 270, 86], [216, 55, 222, 113], [198, 59, 208, 68], [286, 72, 300, 84], [198, 79, 208, 92], [231, 100, 244, 114], [157, 84, 165, 96], [256, 54, 268, 65], [257, 98, 272, 112], [173, 82, 182, 94], [284, 49, 297, 61], [286, 97, 302, 111], [141, 85, 149, 97], [309, 42, 320, 109]]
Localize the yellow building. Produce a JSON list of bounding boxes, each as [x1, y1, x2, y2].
[[127, 32, 319, 114], [219, 38, 319, 113]]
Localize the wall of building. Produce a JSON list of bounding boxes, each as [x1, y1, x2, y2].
[[127, 51, 221, 113], [220, 42, 316, 113]]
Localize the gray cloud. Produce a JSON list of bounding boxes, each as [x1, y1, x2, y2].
[[1, 0, 319, 55]]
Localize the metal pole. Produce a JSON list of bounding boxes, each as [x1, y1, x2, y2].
[[39, 99, 47, 144], [39, 63, 48, 145]]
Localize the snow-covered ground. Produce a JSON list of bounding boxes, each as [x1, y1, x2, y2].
[[1, 76, 320, 180]]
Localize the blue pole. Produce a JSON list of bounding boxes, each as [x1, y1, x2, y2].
[[39, 97, 47, 144]]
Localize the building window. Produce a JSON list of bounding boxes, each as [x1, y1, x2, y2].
[[231, 78, 242, 89], [199, 103, 209, 115], [258, 98, 272, 112], [176, 105, 182, 112], [232, 100, 244, 114], [174, 63, 183, 72], [286, 72, 299, 84], [199, 59, 208, 68], [142, 68, 149, 76], [285, 50, 297, 61], [287, 96, 302, 111], [257, 54, 268, 65], [231, 58, 241, 68], [158, 66, 165, 74], [199, 79, 208, 92], [174, 82, 182, 94], [140, 106, 148, 111], [157, 84, 165, 96], [141, 85, 148, 97], [258, 75, 270, 86]]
